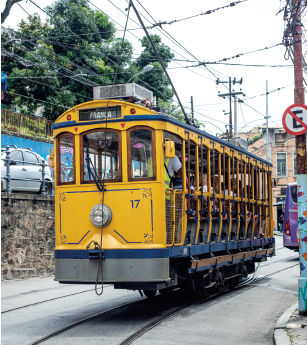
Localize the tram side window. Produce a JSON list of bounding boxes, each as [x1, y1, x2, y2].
[[58, 133, 74, 184], [129, 128, 155, 180], [82, 130, 120, 181]]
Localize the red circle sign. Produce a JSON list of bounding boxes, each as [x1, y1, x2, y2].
[[97, 138, 108, 149], [282, 103, 307, 136]]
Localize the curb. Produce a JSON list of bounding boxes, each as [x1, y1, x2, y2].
[[273, 301, 298, 345]]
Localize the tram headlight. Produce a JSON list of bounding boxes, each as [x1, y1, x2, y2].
[[90, 204, 112, 228]]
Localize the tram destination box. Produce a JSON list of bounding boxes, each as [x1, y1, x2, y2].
[[93, 83, 153, 103], [79, 106, 121, 121]]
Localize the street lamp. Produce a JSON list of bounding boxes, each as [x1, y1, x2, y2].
[[127, 65, 154, 83]]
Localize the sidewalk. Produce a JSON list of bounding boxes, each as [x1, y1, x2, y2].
[[274, 230, 283, 237], [274, 302, 307, 345]]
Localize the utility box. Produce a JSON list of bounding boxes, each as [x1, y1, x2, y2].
[[93, 83, 153, 103]]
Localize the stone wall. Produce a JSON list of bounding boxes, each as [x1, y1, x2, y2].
[[1, 192, 55, 280]]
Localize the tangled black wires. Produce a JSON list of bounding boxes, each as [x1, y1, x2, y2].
[[279, 0, 307, 90]]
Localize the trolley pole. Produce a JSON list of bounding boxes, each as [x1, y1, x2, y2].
[[293, 0, 307, 315]]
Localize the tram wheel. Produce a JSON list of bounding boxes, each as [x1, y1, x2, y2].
[[198, 287, 213, 298], [143, 290, 157, 298], [228, 276, 240, 289]]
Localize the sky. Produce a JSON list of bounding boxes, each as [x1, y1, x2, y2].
[[2, 0, 305, 136]]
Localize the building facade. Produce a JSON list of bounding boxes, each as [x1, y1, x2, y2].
[[249, 127, 297, 227]]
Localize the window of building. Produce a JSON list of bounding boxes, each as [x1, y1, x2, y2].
[[128, 127, 155, 180], [293, 152, 297, 176], [277, 153, 287, 177], [81, 130, 121, 182], [57, 133, 75, 184]]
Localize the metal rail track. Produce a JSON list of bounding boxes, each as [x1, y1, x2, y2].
[[120, 262, 298, 345], [2, 285, 112, 314], [28, 256, 298, 345], [29, 297, 145, 345]]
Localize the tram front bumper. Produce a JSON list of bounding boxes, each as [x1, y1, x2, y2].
[[54, 258, 170, 283]]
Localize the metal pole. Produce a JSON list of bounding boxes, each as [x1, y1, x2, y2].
[[229, 77, 232, 138], [130, 0, 191, 125], [266, 80, 269, 161], [191, 96, 194, 123], [5, 144, 12, 193], [293, 0, 307, 315], [234, 96, 237, 138], [41, 160, 46, 195]]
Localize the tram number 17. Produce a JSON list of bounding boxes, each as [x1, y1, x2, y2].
[[130, 200, 140, 209]]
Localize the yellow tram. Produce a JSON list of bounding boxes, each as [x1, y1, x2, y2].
[[52, 83, 275, 297]]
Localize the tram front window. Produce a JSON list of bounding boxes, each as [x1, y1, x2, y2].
[[82, 130, 120, 182], [58, 133, 74, 184], [128, 128, 155, 180]]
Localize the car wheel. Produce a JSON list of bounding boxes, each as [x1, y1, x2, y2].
[[41, 182, 52, 195]]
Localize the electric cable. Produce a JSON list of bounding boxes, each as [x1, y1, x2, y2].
[[146, 0, 248, 27], [4, 90, 70, 109], [95, 1, 132, 297], [6, 72, 93, 102]]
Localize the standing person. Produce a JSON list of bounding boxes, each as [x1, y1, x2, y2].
[[164, 154, 182, 189], [279, 213, 284, 232]]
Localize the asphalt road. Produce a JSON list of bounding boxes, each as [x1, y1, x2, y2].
[[1, 234, 299, 345]]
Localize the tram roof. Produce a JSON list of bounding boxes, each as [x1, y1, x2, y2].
[[52, 101, 272, 167]]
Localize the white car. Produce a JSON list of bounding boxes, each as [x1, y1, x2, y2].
[[1, 146, 54, 195]]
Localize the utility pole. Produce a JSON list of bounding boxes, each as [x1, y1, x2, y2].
[[265, 80, 271, 162], [292, 0, 307, 315], [190, 96, 194, 123], [217, 77, 243, 138]]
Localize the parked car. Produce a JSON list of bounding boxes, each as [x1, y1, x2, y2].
[[1, 146, 53, 195]]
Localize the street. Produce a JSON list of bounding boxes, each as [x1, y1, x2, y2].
[[1, 234, 299, 345]]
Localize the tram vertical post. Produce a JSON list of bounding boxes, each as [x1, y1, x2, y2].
[[293, 0, 307, 315], [265, 80, 270, 162]]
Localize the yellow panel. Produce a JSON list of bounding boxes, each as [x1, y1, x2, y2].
[[55, 182, 165, 250]]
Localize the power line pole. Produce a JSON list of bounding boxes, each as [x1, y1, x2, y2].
[[292, 0, 307, 315], [265, 80, 271, 162], [190, 96, 194, 123], [234, 96, 237, 137], [217, 77, 243, 138]]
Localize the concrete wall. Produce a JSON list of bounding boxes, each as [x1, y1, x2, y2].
[[1, 193, 55, 280]]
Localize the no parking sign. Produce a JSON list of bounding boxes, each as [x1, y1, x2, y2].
[[282, 103, 307, 135]]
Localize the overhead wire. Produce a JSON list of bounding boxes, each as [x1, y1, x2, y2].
[[4, 90, 70, 110], [6, 72, 93, 102], [147, 0, 248, 27], [24, 1, 113, 85], [97, 0, 132, 297], [134, 0, 228, 82]]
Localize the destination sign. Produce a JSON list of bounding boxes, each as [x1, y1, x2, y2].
[[79, 107, 121, 121]]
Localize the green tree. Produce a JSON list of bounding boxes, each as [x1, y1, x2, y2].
[[134, 35, 174, 101], [3, 0, 135, 119], [157, 98, 205, 130], [2, 1, 178, 120]]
